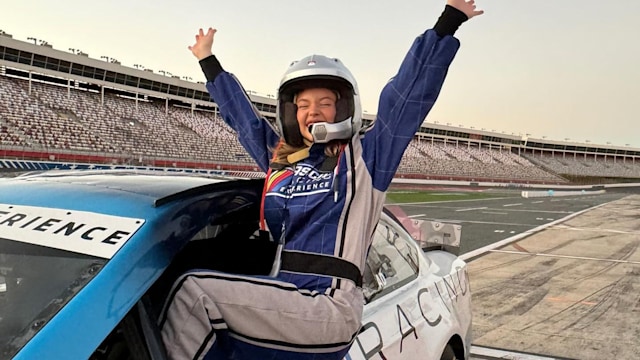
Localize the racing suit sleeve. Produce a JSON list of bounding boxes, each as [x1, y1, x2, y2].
[[361, 6, 467, 191], [199, 55, 280, 172]]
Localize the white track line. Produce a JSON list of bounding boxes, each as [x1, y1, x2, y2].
[[456, 207, 488, 212], [490, 250, 640, 265], [461, 202, 609, 262], [471, 345, 564, 359]]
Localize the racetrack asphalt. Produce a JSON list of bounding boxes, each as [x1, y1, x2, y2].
[[395, 190, 640, 359], [390, 191, 628, 255]]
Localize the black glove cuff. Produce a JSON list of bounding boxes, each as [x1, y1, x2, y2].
[[199, 55, 224, 82], [433, 5, 469, 37]]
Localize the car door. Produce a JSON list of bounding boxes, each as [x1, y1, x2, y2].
[[348, 217, 428, 360]]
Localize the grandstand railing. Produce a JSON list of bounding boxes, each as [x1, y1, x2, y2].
[[0, 146, 260, 173]]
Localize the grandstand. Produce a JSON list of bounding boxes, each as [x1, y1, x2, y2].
[[1, 33, 639, 184]]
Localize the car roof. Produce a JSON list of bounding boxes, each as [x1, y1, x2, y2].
[[0, 170, 238, 213], [2, 170, 264, 359]]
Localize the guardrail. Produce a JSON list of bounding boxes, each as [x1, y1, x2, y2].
[[521, 189, 607, 198]]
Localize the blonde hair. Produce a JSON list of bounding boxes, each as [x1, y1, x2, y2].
[[270, 139, 346, 167]]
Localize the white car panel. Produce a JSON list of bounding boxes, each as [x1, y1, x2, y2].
[[346, 214, 472, 360]]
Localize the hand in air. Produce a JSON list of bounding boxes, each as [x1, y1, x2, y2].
[[188, 27, 216, 60], [447, 0, 484, 19]]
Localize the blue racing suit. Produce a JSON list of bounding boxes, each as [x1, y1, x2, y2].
[[160, 9, 465, 359]]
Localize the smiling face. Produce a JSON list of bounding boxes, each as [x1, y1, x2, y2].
[[295, 88, 337, 142]]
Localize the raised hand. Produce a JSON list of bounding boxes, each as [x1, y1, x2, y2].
[[188, 27, 216, 60], [447, 0, 484, 19]]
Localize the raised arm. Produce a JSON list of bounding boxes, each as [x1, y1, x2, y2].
[[362, 0, 483, 191], [189, 28, 279, 172]]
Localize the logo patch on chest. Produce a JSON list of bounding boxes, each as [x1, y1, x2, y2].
[[271, 164, 334, 197]]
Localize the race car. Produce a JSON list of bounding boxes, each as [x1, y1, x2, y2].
[[0, 170, 471, 360]]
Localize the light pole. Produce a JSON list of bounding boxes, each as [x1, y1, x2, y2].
[[134, 64, 145, 70], [101, 56, 118, 63], [28, 38, 49, 46]]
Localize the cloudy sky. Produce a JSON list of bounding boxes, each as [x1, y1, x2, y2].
[[2, 0, 639, 147]]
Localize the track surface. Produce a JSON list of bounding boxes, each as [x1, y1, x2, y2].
[[392, 192, 627, 254], [396, 191, 640, 359]]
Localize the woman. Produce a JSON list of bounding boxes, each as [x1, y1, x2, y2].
[[160, 1, 483, 359]]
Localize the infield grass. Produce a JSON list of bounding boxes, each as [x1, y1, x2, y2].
[[385, 190, 501, 204]]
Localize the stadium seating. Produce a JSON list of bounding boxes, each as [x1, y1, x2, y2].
[[2, 74, 639, 183], [522, 153, 640, 178], [0, 76, 254, 166], [398, 140, 566, 183]]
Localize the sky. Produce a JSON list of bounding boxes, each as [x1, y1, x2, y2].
[[2, 0, 640, 148]]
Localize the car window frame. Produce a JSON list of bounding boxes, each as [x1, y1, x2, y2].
[[364, 216, 420, 303]]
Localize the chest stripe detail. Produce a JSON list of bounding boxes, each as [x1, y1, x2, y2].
[[338, 140, 357, 259], [266, 168, 292, 192]]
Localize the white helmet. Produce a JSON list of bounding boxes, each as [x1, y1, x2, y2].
[[276, 54, 362, 147]]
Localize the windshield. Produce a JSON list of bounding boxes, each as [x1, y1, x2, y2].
[[0, 238, 105, 358]]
